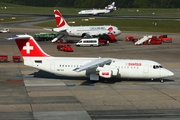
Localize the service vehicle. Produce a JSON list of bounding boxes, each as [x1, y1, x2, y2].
[[125, 36, 138, 42], [76, 38, 100, 47], [158, 35, 172, 43], [57, 44, 73, 52], [12, 56, 21, 62], [34, 32, 59, 41], [143, 36, 162, 45], [98, 33, 117, 42], [0, 28, 9, 33], [0, 55, 8, 62]]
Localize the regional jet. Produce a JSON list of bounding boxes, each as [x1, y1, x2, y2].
[[6, 34, 174, 83]]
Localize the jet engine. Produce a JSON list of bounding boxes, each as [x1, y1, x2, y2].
[[97, 67, 119, 78]]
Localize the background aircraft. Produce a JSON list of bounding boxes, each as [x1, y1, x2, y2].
[[78, 2, 116, 16], [6, 34, 174, 83], [49, 10, 121, 42]]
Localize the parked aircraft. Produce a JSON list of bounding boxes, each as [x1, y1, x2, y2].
[[6, 34, 174, 83], [78, 2, 116, 16], [45, 10, 121, 42]]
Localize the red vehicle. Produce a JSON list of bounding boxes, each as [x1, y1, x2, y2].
[[158, 35, 172, 43], [125, 36, 138, 42], [143, 36, 162, 45], [125, 36, 133, 41], [98, 34, 117, 42], [98, 39, 109, 46], [12, 56, 21, 62], [57, 44, 73, 52], [0, 55, 8, 62]]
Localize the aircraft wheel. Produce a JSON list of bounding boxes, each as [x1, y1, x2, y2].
[[160, 79, 164, 83]]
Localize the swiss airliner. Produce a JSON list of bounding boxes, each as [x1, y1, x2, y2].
[[78, 2, 116, 16], [46, 10, 121, 42], [6, 34, 174, 83]]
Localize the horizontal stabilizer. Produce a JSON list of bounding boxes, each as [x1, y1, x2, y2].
[[6, 34, 31, 40], [43, 28, 53, 31]]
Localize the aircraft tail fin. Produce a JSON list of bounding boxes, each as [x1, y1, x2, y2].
[[54, 10, 70, 28], [6, 35, 51, 58], [106, 2, 116, 11]]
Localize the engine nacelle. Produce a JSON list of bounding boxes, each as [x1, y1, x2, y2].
[[97, 67, 119, 78], [99, 71, 112, 78]]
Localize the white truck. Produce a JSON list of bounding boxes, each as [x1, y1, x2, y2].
[[0, 28, 9, 33]]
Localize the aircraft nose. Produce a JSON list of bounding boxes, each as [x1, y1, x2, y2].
[[168, 71, 174, 76], [116, 30, 121, 36], [78, 12, 82, 14]]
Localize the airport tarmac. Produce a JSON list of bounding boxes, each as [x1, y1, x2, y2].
[[0, 21, 180, 119]]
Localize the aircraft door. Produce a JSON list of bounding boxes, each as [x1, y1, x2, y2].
[[143, 64, 149, 73]]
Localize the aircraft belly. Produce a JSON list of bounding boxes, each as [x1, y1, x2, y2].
[[54, 69, 86, 77]]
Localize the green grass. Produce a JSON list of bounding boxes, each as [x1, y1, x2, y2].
[[1, 2, 180, 16], [1, 2, 180, 33], [34, 18, 180, 33]]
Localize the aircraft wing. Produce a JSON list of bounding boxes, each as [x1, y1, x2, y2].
[[73, 58, 112, 72], [44, 28, 68, 33], [44, 28, 69, 39]]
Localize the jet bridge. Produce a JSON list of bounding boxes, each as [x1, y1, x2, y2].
[[135, 35, 152, 45]]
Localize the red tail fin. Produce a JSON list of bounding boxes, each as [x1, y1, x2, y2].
[[54, 10, 68, 28], [7, 35, 50, 57]]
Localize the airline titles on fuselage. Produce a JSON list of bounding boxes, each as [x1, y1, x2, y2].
[[90, 27, 106, 30], [128, 63, 142, 66]]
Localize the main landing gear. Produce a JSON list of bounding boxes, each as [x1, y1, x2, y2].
[[151, 78, 164, 83]]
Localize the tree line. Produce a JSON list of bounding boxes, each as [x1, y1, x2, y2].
[[0, 0, 180, 8]]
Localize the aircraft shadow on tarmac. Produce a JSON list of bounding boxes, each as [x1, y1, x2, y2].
[[28, 70, 175, 85]]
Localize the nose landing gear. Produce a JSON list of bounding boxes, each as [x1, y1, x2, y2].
[[160, 78, 164, 83]]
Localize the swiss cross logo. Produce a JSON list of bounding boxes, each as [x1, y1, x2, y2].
[[23, 42, 34, 54]]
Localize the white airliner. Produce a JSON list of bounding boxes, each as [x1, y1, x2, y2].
[[48, 10, 121, 42], [6, 34, 174, 83], [78, 2, 116, 16]]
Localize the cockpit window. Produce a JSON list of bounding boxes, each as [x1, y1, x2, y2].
[[153, 65, 163, 69], [159, 65, 163, 68]]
